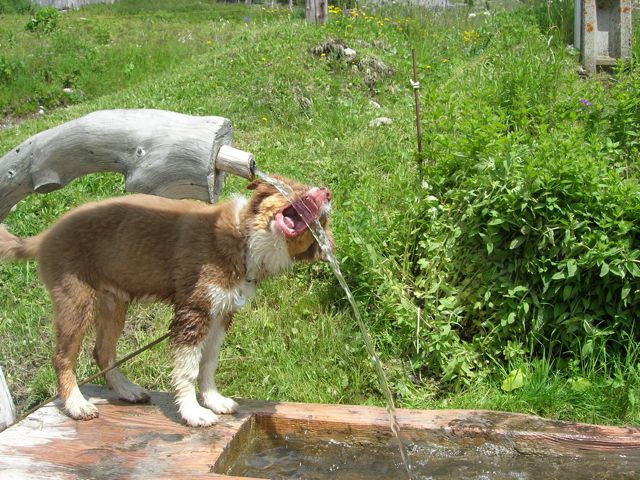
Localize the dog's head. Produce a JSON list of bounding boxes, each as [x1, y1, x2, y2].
[[245, 176, 332, 262]]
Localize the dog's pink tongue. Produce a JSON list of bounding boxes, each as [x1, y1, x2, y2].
[[283, 216, 295, 230]]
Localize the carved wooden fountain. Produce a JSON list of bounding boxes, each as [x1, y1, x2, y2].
[[1, 111, 639, 479]]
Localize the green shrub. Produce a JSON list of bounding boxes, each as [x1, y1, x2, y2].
[[342, 10, 640, 389], [25, 6, 59, 34], [598, 64, 640, 172]]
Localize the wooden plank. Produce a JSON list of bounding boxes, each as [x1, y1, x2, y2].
[[0, 386, 260, 479], [244, 399, 640, 453], [32, 0, 116, 9], [1, 385, 639, 478], [0, 367, 16, 432]]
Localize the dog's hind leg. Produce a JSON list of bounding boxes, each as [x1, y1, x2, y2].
[[199, 314, 238, 415], [51, 279, 99, 420], [93, 294, 150, 404]]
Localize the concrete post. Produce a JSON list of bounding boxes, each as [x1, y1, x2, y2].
[[577, 0, 632, 73]]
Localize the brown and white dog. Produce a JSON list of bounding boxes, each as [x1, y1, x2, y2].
[[0, 177, 331, 427]]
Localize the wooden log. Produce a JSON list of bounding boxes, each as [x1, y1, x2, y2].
[[305, 0, 328, 24], [0, 109, 235, 221], [0, 367, 16, 432]]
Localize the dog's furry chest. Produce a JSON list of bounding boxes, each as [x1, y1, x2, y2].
[[207, 280, 257, 319]]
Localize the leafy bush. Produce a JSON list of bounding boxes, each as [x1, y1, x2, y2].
[[420, 135, 639, 360], [598, 65, 640, 170], [343, 11, 640, 390], [25, 6, 59, 34]]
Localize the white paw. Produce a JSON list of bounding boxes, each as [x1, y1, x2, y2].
[[202, 392, 239, 414], [65, 397, 99, 420], [180, 404, 219, 427]]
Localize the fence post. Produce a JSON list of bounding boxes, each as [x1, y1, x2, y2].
[[305, 0, 328, 23], [0, 367, 16, 432]]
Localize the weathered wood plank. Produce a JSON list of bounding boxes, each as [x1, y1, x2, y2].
[[244, 399, 640, 453], [0, 367, 16, 432], [0, 386, 261, 479], [32, 0, 115, 10]]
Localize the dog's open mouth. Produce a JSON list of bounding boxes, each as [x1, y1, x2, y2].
[[275, 187, 330, 238]]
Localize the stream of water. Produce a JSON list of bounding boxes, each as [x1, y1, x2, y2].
[[255, 170, 414, 479]]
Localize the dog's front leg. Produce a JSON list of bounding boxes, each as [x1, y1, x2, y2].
[[198, 314, 238, 415], [171, 307, 219, 427]]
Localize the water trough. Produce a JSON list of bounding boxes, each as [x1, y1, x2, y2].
[[0, 385, 638, 479]]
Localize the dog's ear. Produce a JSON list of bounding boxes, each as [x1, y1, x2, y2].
[[246, 179, 263, 190]]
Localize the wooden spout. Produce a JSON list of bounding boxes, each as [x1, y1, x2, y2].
[[215, 145, 255, 180], [207, 145, 256, 203]]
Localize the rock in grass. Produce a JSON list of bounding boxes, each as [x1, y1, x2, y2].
[[369, 117, 393, 127], [312, 39, 354, 58]]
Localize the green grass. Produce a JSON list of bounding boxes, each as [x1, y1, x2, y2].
[[1, 1, 640, 427]]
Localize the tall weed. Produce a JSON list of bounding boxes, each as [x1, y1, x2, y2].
[[528, 0, 574, 46]]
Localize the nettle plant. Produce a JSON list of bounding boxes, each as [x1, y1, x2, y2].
[[408, 105, 640, 387], [352, 16, 640, 388]]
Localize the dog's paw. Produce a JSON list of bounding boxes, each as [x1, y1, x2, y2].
[[180, 404, 219, 427], [65, 399, 99, 421], [107, 371, 151, 404], [202, 392, 239, 415]]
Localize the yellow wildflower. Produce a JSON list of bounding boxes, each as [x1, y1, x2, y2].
[[463, 30, 480, 44]]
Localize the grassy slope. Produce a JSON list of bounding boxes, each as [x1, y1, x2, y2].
[[0, 1, 638, 425]]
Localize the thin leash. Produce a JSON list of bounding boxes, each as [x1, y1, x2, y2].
[[14, 331, 170, 425]]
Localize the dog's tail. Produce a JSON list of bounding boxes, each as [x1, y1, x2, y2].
[[0, 225, 40, 261]]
